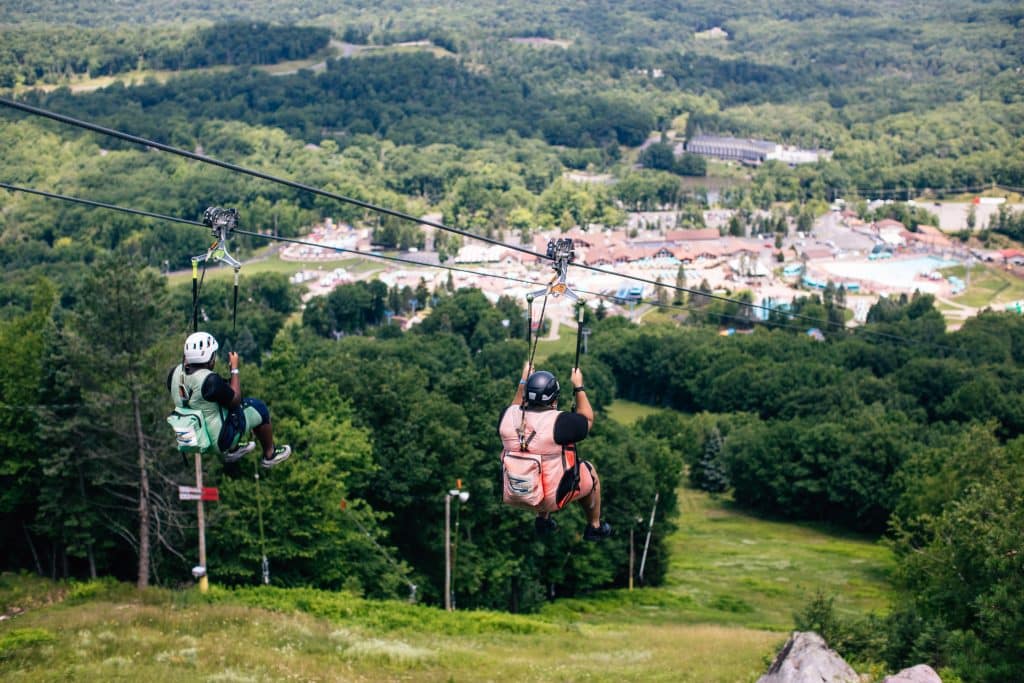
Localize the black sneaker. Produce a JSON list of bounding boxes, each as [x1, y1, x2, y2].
[[260, 445, 292, 468], [534, 515, 558, 535], [223, 441, 256, 463], [583, 522, 612, 542]]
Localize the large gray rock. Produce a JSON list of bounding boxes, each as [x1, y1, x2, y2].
[[882, 665, 942, 683], [757, 631, 860, 683]]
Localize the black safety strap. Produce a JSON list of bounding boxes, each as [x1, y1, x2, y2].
[[231, 267, 240, 335]]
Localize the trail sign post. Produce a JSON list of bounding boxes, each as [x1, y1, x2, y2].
[[179, 454, 218, 592]]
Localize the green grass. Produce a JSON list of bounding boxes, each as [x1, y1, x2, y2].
[[606, 399, 664, 425], [663, 488, 894, 629], [952, 264, 1024, 308], [164, 252, 383, 287], [532, 324, 579, 364], [0, 577, 778, 682], [0, 488, 894, 681]]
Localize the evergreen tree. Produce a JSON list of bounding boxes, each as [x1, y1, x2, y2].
[[67, 253, 177, 588], [691, 426, 729, 493], [673, 264, 687, 305]]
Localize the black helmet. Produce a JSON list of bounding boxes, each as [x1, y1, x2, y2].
[[525, 370, 560, 407]]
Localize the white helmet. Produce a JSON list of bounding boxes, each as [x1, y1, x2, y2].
[[184, 332, 219, 365]]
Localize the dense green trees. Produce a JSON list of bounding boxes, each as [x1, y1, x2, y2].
[[1, 2, 1021, 678], [0, 266, 677, 611], [0, 23, 330, 87], [589, 300, 1024, 680]]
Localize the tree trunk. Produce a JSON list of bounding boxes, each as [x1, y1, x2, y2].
[[87, 544, 97, 580], [77, 465, 97, 579], [22, 522, 43, 576], [132, 387, 150, 589]]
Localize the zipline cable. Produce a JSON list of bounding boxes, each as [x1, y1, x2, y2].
[[0, 180, 961, 353], [0, 99, 874, 334], [0, 181, 543, 289], [0, 181, 205, 227], [0, 97, 539, 259]]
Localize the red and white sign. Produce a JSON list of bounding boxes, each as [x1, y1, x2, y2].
[[179, 486, 219, 502], [178, 486, 201, 501]]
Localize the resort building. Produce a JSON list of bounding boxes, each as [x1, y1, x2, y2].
[[685, 135, 830, 166]]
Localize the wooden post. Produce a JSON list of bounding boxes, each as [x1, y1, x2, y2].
[[444, 493, 452, 611], [195, 452, 208, 593], [629, 527, 635, 591]]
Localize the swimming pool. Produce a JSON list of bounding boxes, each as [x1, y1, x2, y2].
[[818, 256, 958, 291]]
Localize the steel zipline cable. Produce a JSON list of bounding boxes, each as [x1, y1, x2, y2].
[[0, 97, 539, 260], [0, 97, 833, 322], [0, 178, 846, 339], [0, 179, 831, 339], [0, 181, 542, 288], [0, 180, 962, 355], [0, 99, 962, 352]]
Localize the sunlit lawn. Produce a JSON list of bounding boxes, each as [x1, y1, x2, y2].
[[952, 264, 1024, 308], [532, 324, 579, 364], [606, 399, 663, 425], [665, 488, 894, 628], [0, 489, 894, 682], [542, 488, 895, 633], [164, 252, 382, 287], [0, 486, 894, 682]]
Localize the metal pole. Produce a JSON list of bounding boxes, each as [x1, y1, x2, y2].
[[444, 493, 451, 611], [526, 296, 534, 348], [195, 452, 208, 593], [191, 259, 199, 332], [573, 301, 585, 371], [638, 492, 659, 585]]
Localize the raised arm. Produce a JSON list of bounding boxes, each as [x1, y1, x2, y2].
[[512, 361, 532, 405], [570, 367, 593, 430]]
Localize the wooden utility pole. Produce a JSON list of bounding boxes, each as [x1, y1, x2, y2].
[[629, 527, 635, 591], [133, 388, 150, 589], [444, 492, 452, 611], [195, 452, 209, 593]]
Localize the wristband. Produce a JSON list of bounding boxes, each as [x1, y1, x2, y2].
[[573, 386, 586, 393], [231, 369, 239, 375], [519, 379, 527, 385]]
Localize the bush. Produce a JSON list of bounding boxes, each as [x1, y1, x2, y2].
[[0, 628, 54, 660]]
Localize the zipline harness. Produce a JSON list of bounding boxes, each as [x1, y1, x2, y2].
[[520, 238, 583, 450], [507, 239, 588, 511]]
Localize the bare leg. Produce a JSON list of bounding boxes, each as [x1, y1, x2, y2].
[[252, 422, 275, 459], [579, 472, 601, 528]]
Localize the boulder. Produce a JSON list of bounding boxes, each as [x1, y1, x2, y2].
[[757, 631, 860, 683], [882, 664, 942, 683]]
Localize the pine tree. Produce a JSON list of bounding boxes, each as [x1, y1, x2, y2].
[[67, 253, 177, 588], [691, 426, 729, 494], [674, 264, 686, 305]]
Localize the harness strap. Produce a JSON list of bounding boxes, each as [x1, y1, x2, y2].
[[231, 267, 240, 335]]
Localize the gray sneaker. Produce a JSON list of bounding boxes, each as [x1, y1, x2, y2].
[[260, 445, 292, 468], [223, 441, 256, 463]]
